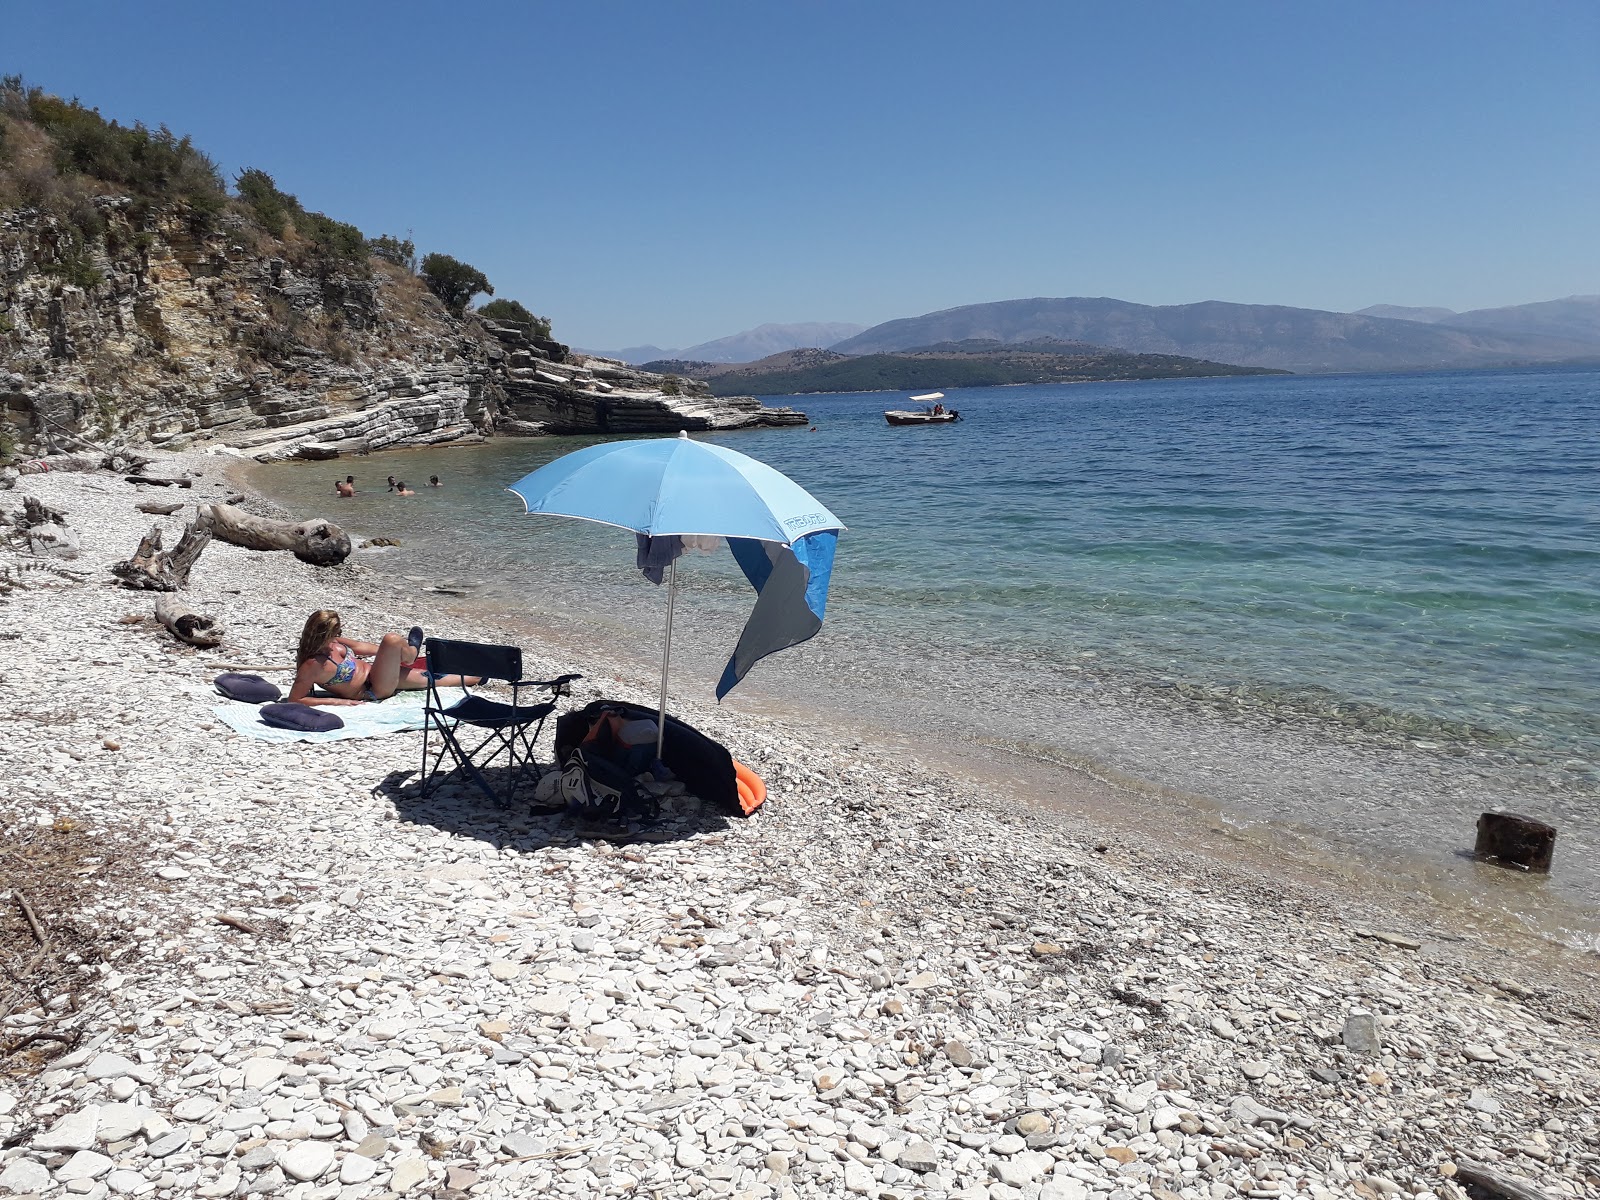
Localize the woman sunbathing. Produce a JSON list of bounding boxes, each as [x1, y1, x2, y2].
[[289, 610, 474, 706]]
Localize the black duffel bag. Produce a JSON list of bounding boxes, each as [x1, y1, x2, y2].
[[554, 699, 739, 815]]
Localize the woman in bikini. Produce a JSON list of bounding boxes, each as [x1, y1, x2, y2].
[[288, 610, 474, 707]]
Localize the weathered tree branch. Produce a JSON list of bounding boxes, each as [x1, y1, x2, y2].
[[1454, 1161, 1555, 1200], [205, 502, 351, 566], [154, 592, 226, 648]]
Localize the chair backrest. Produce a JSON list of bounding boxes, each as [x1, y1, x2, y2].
[[424, 638, 522, 684]]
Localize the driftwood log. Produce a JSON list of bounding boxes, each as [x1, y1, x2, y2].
[[1474, 813, 1556, 872], [125, 473, 193, 488], [111, 510, 214, 591], [1454, 1161, 1554, 1200], [154, 592, 225, 648], [16, 496, 80, 559], [205, 502, 351, 567], [135, 500, 184, 516]]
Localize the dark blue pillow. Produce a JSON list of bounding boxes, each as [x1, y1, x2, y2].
[[215, 673, 282, 704], [258, 703, 344, 733]]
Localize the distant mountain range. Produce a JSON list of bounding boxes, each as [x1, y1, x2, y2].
[[585, 321, 866, 365], [831, 296, 1600, 374], [603, 294, 1600, 376], [1354, 295, 1600, 345]]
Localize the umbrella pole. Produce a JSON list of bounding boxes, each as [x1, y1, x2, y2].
[[656, 556, 677, 762]]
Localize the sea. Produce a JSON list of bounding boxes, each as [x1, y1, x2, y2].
[[250, 365, 1600, 954]]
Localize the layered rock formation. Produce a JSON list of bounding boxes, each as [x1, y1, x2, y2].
[[0, 201, 803, 463]]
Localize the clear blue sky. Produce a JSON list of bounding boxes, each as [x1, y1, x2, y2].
[[10, 1, 1598, 350]]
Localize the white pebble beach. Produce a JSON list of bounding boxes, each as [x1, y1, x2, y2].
[[1, 450, 1596, 1200]]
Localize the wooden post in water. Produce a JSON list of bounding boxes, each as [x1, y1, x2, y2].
[[1473, 812, 1556, 873]]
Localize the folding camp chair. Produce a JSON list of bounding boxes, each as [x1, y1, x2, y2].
[[419, 637, 581, 805]]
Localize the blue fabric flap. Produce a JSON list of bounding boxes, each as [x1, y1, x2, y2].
[[717, 529, 838, 699]]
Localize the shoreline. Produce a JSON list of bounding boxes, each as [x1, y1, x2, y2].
[[313, 514, 1600, 977], [243, 448, 1600, 968], [1, 451, 1597, 1199]]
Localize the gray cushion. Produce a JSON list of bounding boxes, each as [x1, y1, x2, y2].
[[215, 673, 282, 704], [258, 703, 344, 733]]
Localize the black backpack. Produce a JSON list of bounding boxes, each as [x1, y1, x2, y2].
[[559, 745, 658, 823]]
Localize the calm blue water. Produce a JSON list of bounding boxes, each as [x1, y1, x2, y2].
[[253, 366, 1600, 933]]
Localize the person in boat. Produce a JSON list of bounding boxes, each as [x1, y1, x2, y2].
[[335, 475, 355, 497], [288, 610, 477, 707], [932, 403, 945, 415]]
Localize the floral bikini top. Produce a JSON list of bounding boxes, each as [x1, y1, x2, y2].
[[325, 645, 359, 686]]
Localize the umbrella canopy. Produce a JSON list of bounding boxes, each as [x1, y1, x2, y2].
[[506, 433, 844, 761], [506, 431, 843, 546]]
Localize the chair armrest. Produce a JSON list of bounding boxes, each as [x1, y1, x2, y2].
[[513, 672, 583, 690]]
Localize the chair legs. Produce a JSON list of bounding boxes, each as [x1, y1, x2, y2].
[[419, 711, 552, 807]]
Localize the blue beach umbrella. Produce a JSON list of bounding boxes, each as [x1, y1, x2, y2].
[[507, 432, 844, 757]]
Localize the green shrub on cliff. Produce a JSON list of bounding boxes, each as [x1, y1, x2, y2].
[[477, 298, 551, 338], [368, 234, 415, 271], [420, 253, 492, 317], [234, 168, 367, 275], [297, 210, 367, 272], [236, 168, 295, 236], [15, 81, 224, 217]]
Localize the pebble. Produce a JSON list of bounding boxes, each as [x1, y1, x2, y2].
[[34, 1108, 99, 1151], [281, 1141, 336, 1182], [56, 1150, 115, 1182], [1343, 1010, 1383, 1055], [0, 1159, 51, 1193], [339, 1152, 378, 1184], [145, 1130, 189, 1158], [390, 1157, 430, 1192]]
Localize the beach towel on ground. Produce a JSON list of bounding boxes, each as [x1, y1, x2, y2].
[[212, 690, 458, 743]]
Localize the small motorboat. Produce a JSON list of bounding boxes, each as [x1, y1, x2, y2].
[[885, 392, 960, 425]]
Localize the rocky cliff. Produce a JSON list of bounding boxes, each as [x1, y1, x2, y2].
[[0, 202, 804, 463]]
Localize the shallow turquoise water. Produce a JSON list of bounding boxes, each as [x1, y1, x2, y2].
[[253, 365, 1600, 933]]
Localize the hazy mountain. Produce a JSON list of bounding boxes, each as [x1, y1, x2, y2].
[[1354, 304, 1457, 323], [576, 344, 673, 365], [1438, 295, 1600, 344], [1355, 295, 1600, 347], [581, 321, 866, 366], [678, 322, 866, 363], [830, 297, 1599, 373]]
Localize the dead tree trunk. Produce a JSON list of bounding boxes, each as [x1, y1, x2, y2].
[[155, 592, 225, 648], [111, 510, 214, 591], [1474, 813, 1556, 872], [113, 525, 166, 588], [1454, 1161, 1554, 1200], [204, 502, 351, 566], [135, 500, 184, 516]]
